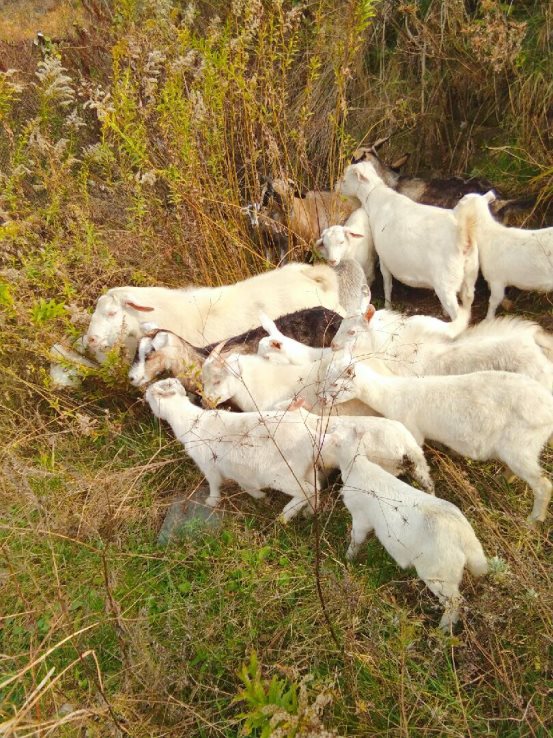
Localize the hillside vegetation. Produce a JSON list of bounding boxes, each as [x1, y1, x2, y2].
[[0, 1, 552, 736]]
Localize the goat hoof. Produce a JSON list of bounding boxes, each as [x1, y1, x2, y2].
[[525, 515, 541, 530], [205, 496, 220, 508]]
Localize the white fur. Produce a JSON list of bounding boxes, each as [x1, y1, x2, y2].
[[84, 263, 342, 360], [145, 378, 323, 522], [317, 207, 376, 284], [322, 428, 487, 629], [338, 162, 479, 320], [455, 191, 553, 318], [257, 313, 331, 366], [308, 412, 434, 493], [201, 348, 374, 417], [320, 356, 553, 523], [331, 306, 553, 389]]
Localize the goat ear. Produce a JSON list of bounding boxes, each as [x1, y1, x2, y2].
[[484, 190, 496, 203], [287, 397, 306, 411], [351, 147, 370, 163], [125, 300, 155, 312], [364, 304, 376, 323], [140, 321, 159, 334], [345, 229, 364, 239], [492, 195, 535, 219], [314, 237, 323, 247], [371, 135, 390, 151], [390, 152, 410, 170], [355, 168, 370, 183], [152, 331, 170, 350]]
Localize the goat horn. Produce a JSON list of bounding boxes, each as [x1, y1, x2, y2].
[[371, 136, 390, 150]]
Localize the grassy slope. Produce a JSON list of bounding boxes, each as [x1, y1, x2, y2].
[[0, 1, 552, 736]]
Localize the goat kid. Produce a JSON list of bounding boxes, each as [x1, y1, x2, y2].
[[316, 207, 376, 284], [322, 426, 487, 630], [145, 378, 323, 522]]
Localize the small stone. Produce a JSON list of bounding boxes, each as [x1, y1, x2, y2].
[[157, 485, 226, 545]]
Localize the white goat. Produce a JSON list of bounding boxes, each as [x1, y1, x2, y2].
[[257, 313, 331, 366], [145, 378, 324, 521], [301, 409, 434, 493], [338, 162, 479, 319], [316, 207, 376, 284], [330, 305, 553, 389], [201, 345, 374, 416], [320, 354, 553, 524], [85, 263, 342, 360], [322, 427, 487, 630], [455, 191, 553, 318]]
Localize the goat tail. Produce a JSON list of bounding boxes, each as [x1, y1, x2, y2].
[[535, 328, 553, 363], [462, 532, 488, 578], [455, 201, 478, 256]]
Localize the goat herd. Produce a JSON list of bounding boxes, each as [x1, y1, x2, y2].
[[51, 146, 553, 630]]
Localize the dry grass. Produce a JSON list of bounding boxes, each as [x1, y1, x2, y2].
[[0, 1, 552, 736], [0, 1, 91, 43]]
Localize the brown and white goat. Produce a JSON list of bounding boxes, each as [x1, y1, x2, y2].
[[128, 306, 343, 387], [255, 177, 359, 260]]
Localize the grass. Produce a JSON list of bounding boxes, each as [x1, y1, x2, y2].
[[0, 0, 552, 736]]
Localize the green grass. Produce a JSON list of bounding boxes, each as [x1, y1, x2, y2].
[[0, 1, 552, 736]]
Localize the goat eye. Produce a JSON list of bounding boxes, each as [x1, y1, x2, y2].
[[347, 329, 355, 336]]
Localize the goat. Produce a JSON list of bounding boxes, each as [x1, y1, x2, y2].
[[129, 306, 343, 387], [298, 408, 434, 493], [316, 207, 376, 284], [145, 378, 323, 522], [257, 285, 372, 366], [201, 343, 375, 417], [85, 262, 342, 360], [322, 426, 487, 630], [256, 313, 330, 366], [320, 353, 553, 524], [338, 162, 479, 320], [455, 191, 553, 318], [330, 304, 553, 389], [350, 139, 533, 222], [258, 177, 359, 251]]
